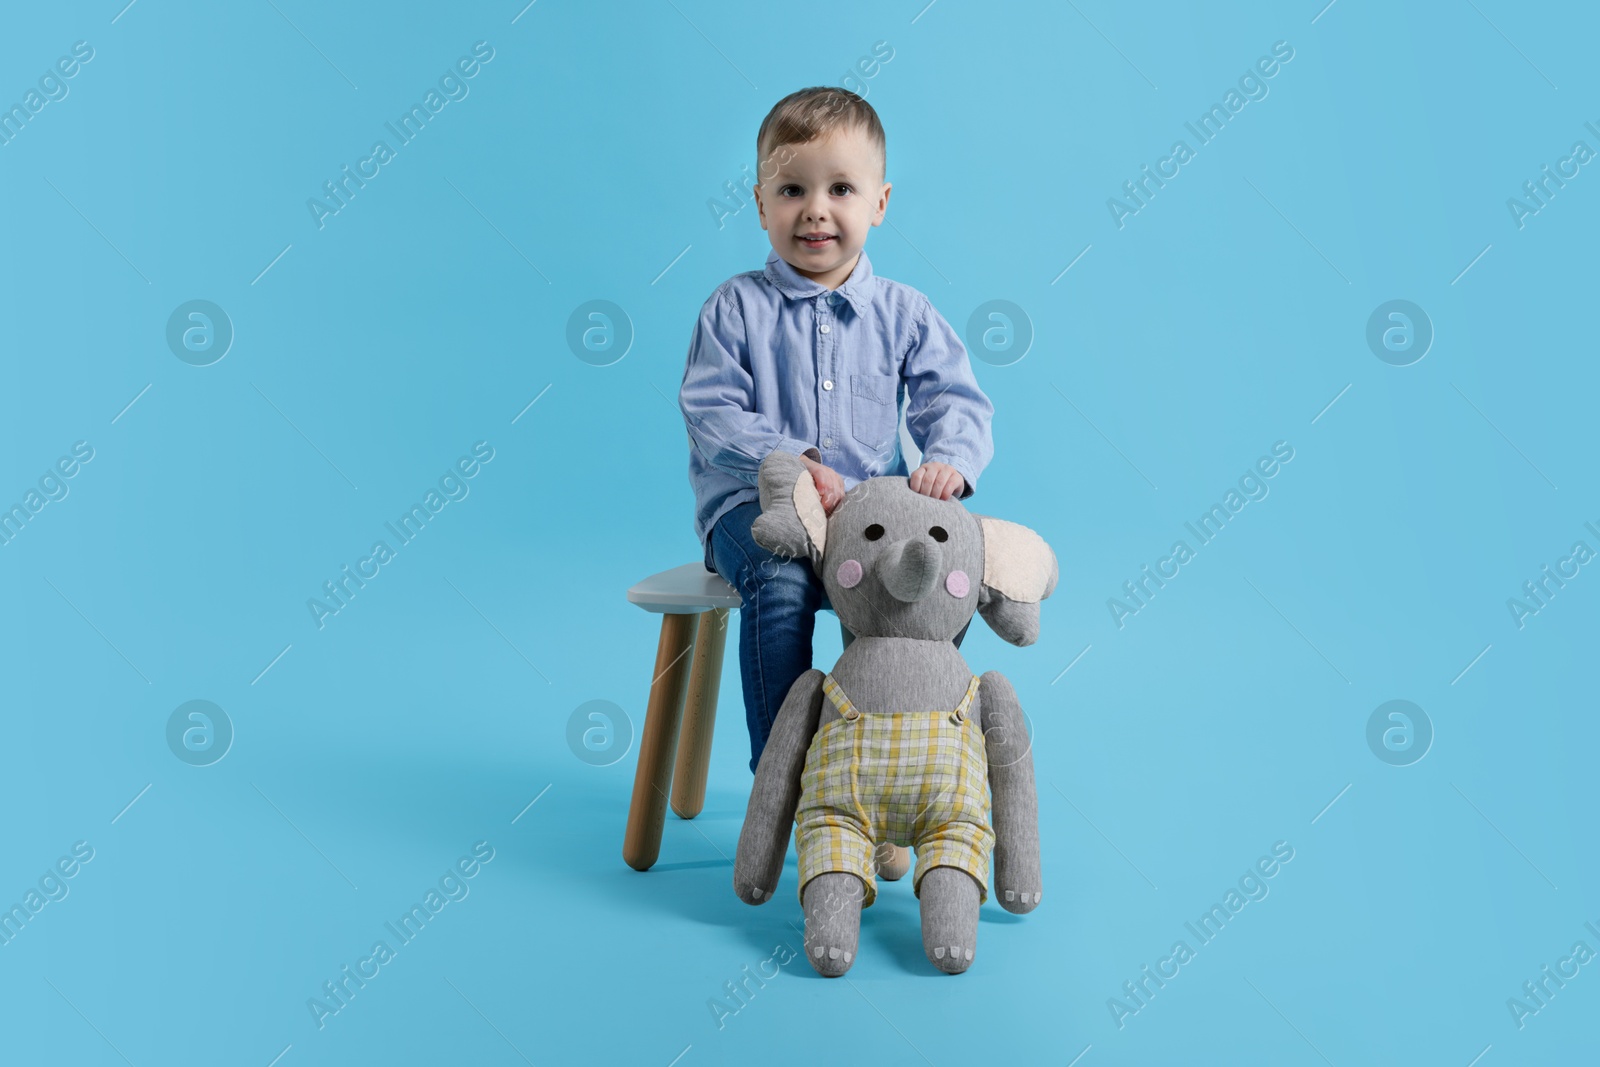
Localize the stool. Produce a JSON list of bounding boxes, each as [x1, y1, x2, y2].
[[623, 561, 850, 871]]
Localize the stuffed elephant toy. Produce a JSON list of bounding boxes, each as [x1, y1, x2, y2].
[[733, 449, 1058, 976]]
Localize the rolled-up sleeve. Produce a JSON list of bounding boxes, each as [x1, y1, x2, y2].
[[680, 286, 815, 486], [903, 295, 995, 499]]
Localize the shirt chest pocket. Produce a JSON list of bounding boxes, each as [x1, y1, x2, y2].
[[849, 373, 899, 452]]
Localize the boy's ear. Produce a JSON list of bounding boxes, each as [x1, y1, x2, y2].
[[973, 513, 1058, 647], [872, 182, 891, 225], [752, 182, 768, 231], [751, 450, 826, 569]]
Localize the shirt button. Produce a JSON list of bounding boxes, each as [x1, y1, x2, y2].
[[823, 437, 833, 447], [823, 379, 833, 390], [819, 324, 831, 334]]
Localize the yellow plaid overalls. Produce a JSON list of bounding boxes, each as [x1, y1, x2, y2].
[[794, 672, 995, 907]]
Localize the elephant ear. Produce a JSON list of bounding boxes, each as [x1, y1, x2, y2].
[[974, 514, 1058, 647], [750, 449, 827, 570]]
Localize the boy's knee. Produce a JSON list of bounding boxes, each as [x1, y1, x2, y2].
[[742, 554, 819, 599]]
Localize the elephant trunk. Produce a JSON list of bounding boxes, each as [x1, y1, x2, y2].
[[880, 537, 941, 603]]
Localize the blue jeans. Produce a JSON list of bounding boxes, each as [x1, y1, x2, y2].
[[707, 501, 971, 774]]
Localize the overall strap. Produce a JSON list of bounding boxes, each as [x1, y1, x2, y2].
[[950, 674, 982, 724], [820, 674, 861, 721]]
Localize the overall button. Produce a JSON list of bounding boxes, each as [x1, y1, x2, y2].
[[823, 380, 834, 390]]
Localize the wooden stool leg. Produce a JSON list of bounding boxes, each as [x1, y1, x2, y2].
[[672, 608, 729, 820], [623, 612, 697, 871]]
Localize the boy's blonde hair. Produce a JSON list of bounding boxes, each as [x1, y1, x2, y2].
[[756, 86, 886, 186]]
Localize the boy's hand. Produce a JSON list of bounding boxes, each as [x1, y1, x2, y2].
[[799, 454, 846, 516], [909, 461, 966, 502]]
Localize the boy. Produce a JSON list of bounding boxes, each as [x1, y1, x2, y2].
[[679, 85, 994, 795]]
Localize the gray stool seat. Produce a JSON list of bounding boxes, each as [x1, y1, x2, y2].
[[626, 562, 742, 614]]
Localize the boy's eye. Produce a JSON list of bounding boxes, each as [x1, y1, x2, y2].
[[778, 184, 853, 197]]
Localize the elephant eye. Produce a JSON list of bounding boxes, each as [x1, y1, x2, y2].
[[864, 524, 884, 541], [928, 525, 949, 543]]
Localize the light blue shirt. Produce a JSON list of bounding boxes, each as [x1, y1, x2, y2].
[[680, 248, 995, 567]]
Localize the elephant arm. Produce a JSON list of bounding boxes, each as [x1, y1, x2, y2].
[[734, 668, 824, 905], [980, 670, 1042, 914]]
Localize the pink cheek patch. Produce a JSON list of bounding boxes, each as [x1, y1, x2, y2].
[[836, 559, 863, 588], [946, 570, 970, 598]]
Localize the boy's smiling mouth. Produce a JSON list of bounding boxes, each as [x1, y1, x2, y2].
[[798, 232, 837, 249]]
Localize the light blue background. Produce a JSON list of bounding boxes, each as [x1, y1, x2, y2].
[[1, 1, 1595, 1063]]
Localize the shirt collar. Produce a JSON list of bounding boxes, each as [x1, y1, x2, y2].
[[763, 248, 876, 317]]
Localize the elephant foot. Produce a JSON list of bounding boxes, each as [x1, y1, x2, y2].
[[734, 879, 774, 905], [873, 842, 911, 882], [919, 867, 980, 974], [994, 845, 1042, 914], [801, 872, 865, 977]]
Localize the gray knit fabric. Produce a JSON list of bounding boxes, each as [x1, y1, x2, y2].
[[733, 670, 822, 905], [980, 671, 1042, 914], [733, 450, 1056, 975], [802, 872, 865, 977], [920, 867, 981, 973]]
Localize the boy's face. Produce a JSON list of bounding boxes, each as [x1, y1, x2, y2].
[[753, 124, 890, 291]]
